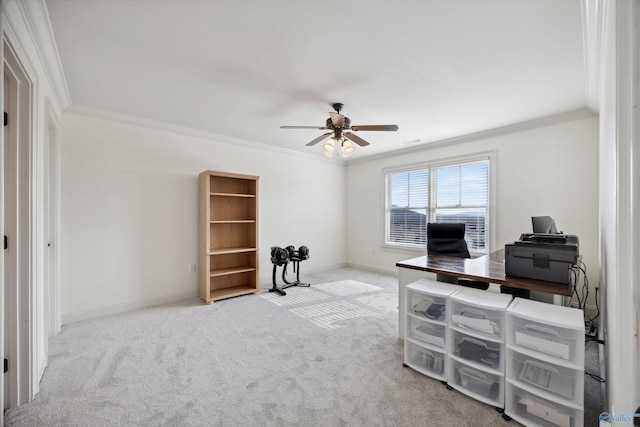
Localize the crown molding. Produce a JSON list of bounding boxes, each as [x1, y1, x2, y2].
[[346, 108, 596, 166], [11, 0, 71, 110], [66, 103, 343, 165]]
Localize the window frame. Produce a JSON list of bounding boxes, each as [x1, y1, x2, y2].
[[383, 153, 493, 255]]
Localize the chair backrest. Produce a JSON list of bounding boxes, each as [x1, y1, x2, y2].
[[531, 216, 559, 234], [426, 222, 470, 258]]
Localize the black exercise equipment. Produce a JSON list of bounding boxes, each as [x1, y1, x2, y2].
[[269, 245, 310, 296]]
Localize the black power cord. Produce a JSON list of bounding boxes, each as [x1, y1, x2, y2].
[[571, 260, 602, 339], [584, 339, 605, 383]]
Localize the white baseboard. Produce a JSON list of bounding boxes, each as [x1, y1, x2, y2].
[[62, 290, 198, 325], [258, 262, 397, 285], [305, 262, 348, 275], [258, 262, 348, 288], [345, 261, 398, 277]]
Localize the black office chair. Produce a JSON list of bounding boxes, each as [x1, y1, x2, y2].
[[426, 222, 530, 298], [426, 222, 490, 290]]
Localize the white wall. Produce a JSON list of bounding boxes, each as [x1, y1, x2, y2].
[[60, 111, 346, 321], [346, 115, 599, 309]]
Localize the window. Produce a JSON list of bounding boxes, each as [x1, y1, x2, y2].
[[386, 169, 429, 246], [385, 157, 490, 253]]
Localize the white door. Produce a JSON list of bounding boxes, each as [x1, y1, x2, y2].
[[44, 115, 60, 337]]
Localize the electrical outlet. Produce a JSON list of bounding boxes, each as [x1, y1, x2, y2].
[[189, 264, 197, 273]]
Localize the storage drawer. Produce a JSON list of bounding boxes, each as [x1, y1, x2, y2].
[[448, 287, 511, 340], [449, 358, 503, 405], [404, 340, 446, 379], [506, 298, 584, 365], [508, 314, 582, 364], [507, 348, 583, 404], [406, 282, 454, 323], [506, 381, 583, 427], [407, 316, 446, 349], [451, 330, 503, 371]]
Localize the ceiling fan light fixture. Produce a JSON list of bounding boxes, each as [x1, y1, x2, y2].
[[322, 138, 336, 155], [341, 139, 355, 157], [280, 102, 398, 157]]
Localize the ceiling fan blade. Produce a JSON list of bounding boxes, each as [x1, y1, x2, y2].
[[350, 124, 399, 132], [305, 132, 333, 146], [329, 112, 345, 127], [344, 132, 370, 147], [281, 125, 329, 130]]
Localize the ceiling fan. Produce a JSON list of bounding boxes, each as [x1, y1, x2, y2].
[[280, 103, 399, 157]]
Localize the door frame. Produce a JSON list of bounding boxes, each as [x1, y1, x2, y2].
[[0, 3, 4, 420], [3, 34, 35, 410]]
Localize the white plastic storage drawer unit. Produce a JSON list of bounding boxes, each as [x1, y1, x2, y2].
[[506, 381, 583, 427], [446, 287, 512, 409], [450, 330, 503, 371], [407, 316, 446, 349], [505, 298, 584, 427], [448, 287, 513, 341], [449, 357, 504, 407], [507, 348, 583, 405], [404, 279, 461, 381], [406, 279, 457, 323], [506, 298, 584, 365], [405, 340, 446, 378]]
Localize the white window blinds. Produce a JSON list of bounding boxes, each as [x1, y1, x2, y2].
[[385, 157, 490, 253], [385, 169, 429, 246], [433, 160, 489, 251]]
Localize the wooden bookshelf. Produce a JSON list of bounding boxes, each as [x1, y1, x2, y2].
[[199, 171, 259, 304]]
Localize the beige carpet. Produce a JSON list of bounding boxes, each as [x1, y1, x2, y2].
[[4, 267, 601, 426]]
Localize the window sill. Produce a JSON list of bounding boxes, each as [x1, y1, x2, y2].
[[381, 244, 426, 255], [382, 244, 488, 258]]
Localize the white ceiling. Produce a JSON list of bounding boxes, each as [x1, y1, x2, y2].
[[45, 0, 587, 160]]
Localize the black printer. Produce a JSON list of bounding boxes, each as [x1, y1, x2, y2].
[[504, 233, 579, 284]]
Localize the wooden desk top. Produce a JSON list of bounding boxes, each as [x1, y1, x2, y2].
[[396, 249, 572, 296]]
